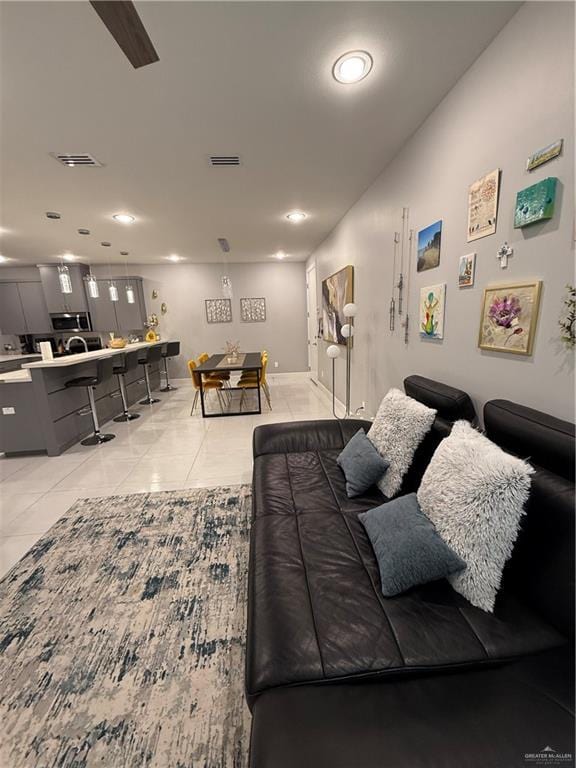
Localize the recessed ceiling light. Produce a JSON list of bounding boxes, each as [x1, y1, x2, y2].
[[0, 255, 8, 263], [273, 250, 287, 260], [46, 211, 61, 220], [286, 211, 307, 224], [120, 251, 129, 256], [78, 228, 90, 235], [62, 253, 76, 261], [332, 50, 373, 84], [101, 241, 111, 247], [167, 254, 182, 262], [112, 213, 135, 224]]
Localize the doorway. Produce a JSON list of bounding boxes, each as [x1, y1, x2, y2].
[[306, 263, 319, 383]]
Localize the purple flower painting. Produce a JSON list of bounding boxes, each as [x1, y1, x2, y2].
[[479, 282, 542, 356]]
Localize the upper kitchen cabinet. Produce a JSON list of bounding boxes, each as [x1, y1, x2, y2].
[[0, 281, 51, 335], [87, 277, 147, 333], [39, 264, 90, 314]]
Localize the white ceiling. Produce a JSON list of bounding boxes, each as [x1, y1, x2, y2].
[[0, 1, 519, 266]]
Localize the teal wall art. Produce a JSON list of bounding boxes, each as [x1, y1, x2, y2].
[[514, 177, 558, 228]]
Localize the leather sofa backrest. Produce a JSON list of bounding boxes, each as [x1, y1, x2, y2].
[[399, 376, 477, 494], [485, 400, 575, 638]]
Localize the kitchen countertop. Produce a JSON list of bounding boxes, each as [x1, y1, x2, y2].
[[0, 369, 32, 383], [0, 353, 41, 363], [21, 340, 167, 370]]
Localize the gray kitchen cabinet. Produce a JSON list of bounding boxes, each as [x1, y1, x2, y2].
[[87, 281, 119, 333], [87, 277, 147, 333], [38, 264, 89, 313], [0, 283, 27, 334], [18, 282, 51, 333]]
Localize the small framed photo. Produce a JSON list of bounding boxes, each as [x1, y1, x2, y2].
[[478, 281, 542, 356], [458, 253, 476, 287]]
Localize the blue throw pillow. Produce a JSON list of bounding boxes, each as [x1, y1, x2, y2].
[[358, 493, 466, 597], [337, 428, 390, 497]]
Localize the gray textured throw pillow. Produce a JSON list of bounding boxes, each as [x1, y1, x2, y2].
[[337, 429, 390, 497], [418, 420, 534, 613], [358, 493, 466, 597], [367, 388, 437, 498]]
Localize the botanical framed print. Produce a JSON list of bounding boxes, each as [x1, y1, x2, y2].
[[240, 297, 266, 322], [514, 177, 557, 228], [205, 298, 232, 324], [458, 253, 476, 287], [419, 283, 446, 340], [478, 281, 542, 356], [417, 220, 442, 272], [322, 265, 354, 345], [467, 169, 500, 242]]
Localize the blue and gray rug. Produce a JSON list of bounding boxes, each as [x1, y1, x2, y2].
[[0, 485, 252, 768]]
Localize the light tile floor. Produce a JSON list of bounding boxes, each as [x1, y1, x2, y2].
[[0, 373, 333, 577]]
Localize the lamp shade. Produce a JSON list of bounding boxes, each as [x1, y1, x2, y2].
[[341, 323, 354, 339], [326, 344, 341, 359], [343, 302, 357, 318]]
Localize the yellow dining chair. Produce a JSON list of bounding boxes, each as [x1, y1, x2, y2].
[[200, 351, 231, 386], [188, 359, 225, 415], [238, 355, 271, 410]]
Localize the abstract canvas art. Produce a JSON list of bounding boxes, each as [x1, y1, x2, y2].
[[467, 169, 500, 242], [514, 177, 557, 228], [419, 283, 446, 340], [205, 298, 232, 323], [458, 253, 476, 287], [417, 221, 442, 272], [526, 139, 563, 171], [478, 281, 542, 355], [322, 265, 354, 345], [240, 297, 266, 322]]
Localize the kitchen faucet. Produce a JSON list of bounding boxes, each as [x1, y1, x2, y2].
[[65, 336, 89, 353]]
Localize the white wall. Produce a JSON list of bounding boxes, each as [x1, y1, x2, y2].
[[309, 2, 575, 423], [93, 261, 308, 377]]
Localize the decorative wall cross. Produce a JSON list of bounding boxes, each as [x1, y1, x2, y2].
[[497, 241, 513, 269]]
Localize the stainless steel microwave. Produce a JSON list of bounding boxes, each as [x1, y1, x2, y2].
[[50, 312, 92, 333]]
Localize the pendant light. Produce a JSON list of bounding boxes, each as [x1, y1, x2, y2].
[[221, 275, 233, 299], [85, 271, 99, 298], [125, 284, 135, 304], [58, 264, 73, 294], [109, 281, 119, 302]]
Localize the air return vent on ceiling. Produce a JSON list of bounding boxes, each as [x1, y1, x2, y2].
[[50, 153, 103, 168], [209, 155, 241, 167]]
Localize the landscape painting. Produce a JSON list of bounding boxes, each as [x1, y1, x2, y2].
[[322, 265, 353, 345], [478, 281, 542, 355], [417, 220, 442, 272], [458, 253, 476, 287], [419, 283, 446, 340]]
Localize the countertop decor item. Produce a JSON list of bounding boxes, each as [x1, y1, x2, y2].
[[224, 340, 240, 363], [108, 337, 127, 349], [514, 177, 558, 228], [0, 486, 252, 768], [478, 281, 542, 355]]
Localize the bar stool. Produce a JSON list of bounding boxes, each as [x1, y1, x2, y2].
[[112, 350, 141, 422], [160, 341, 180, 392], [65, 358, 115, 446], [138, 345, 163, 405]]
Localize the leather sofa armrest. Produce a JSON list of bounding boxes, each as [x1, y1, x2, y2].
[[252, 419, 372, 458]]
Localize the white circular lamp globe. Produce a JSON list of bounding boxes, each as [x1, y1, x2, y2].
[[343, 303, 357, 318], [341, 324, 354, 339], [326, 344, 341, 359]]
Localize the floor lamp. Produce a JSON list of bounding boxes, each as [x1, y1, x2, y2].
[[341, 302, 357, 417], [326, 344, 341, 418]]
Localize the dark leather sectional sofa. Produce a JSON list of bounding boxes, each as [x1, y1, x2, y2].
[[246, 376, 575, 768]]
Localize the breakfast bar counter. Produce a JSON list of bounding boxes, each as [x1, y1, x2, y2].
[[0, 340, 170, 456]]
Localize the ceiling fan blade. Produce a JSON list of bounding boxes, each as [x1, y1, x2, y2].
[[90, 1, 159, 69]]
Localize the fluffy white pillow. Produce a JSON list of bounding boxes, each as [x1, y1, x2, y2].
[[367, 388, 437, 498], [417, 420, 534, 613]]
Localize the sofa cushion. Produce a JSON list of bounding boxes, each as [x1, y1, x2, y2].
[[358, 493, 465, 596], [249, 647, 574, 768], [246, 446, 565, 702], [337, 429, 390, 497]]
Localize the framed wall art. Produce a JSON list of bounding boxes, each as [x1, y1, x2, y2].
[[322, 265, 354, 345], [467, 169, 500, 242], [240, 297, 266, 322], [514, 177, 557, 228], [417, 220, 442, 272], [458, 253, 476, 287], [205, 298, 232, 324], [526, 139, 563, 171], [478, 281, 542, 356], [419, 283, 446, 340]]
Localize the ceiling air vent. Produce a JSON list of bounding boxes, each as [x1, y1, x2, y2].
[[217, 238, 230, 253], [50, 152, 103, 168], [209, 155, 241, 167]]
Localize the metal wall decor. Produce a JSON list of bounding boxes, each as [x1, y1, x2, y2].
[[205, 298, 232, 324], [240, 297, 266, 322]]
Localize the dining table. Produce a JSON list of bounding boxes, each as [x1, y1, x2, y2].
[[196, 352, 263, 417]]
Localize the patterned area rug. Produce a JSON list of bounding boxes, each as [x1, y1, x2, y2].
[[0, 485, 252, 768]]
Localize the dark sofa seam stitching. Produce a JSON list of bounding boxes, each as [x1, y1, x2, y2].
[[315, 451, 406, 666], [284, 452, 327, 680]]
